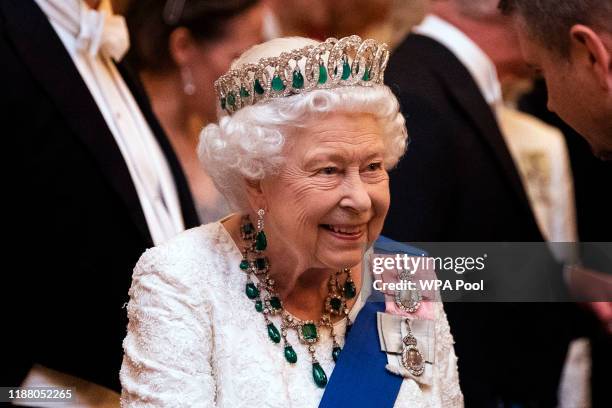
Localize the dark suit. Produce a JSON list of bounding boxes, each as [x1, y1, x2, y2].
[[383, 34, 571, 406], [519, 79, 612, 408], [1, 0, 198, 392]]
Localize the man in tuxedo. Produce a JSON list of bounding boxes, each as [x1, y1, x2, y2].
[[383, 0, 572, 405], [2, 0, 199, 400]]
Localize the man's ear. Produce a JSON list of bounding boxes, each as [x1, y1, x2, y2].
[[570, 24, 612, 90], [243, 178, 267, 213]]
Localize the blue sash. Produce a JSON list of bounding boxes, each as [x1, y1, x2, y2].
[[318, 301, 401, 408], [319, 236, 425, 408]]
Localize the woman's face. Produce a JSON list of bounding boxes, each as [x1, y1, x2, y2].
[[259, 112, 390, 271], [190, 4, 265, 123]]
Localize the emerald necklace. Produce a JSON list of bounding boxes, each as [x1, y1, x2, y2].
[[239, 214, 357, 388]]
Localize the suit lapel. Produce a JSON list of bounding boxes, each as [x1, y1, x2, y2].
[[410, 35, 537, 226], [115, 62, 199, 229]]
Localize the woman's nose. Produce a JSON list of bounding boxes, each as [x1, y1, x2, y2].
[[339, 171, 372, 213]]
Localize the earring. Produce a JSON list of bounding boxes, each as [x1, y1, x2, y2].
[[181, 67, 196, 95], [255, 208, 267, 251]]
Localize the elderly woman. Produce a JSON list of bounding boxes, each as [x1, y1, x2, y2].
[[120, 36, 462, 407]]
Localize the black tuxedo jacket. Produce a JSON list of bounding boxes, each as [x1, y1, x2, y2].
[[1, 0, 199, 391], [383, 34, 572, 406]]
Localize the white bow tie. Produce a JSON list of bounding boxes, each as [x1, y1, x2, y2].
[[35, 0, 130, 60]]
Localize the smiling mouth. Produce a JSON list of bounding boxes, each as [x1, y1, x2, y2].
[[321, 224, 365, 239]]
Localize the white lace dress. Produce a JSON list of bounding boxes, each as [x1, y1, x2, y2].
[[120, 222, 463, 407]]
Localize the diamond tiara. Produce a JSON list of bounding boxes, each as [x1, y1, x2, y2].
[[214, 35, 390, 115]]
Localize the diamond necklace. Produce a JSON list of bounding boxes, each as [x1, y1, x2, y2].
[[238, 215, 357, 388]]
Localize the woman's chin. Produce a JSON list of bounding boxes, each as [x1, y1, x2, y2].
[[317, 249, 365, 270]]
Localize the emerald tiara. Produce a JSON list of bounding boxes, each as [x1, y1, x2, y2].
[[214, 35, 390, 115]]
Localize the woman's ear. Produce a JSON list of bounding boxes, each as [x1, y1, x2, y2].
[[168, 27, 197, 67], [243, 178, 268, 212], [570, 24, 612, 90]]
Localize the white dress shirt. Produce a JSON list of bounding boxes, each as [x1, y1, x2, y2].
[[413, 15, 577, 248], [34, 0, 185, 247]]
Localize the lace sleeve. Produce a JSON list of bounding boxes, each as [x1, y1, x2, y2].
[[431, 302, 464, 407], [120, 248, 215, 408]]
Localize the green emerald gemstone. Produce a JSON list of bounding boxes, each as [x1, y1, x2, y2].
[[220, 97, 226, 110], [271, 75, 285, 92], [255, 300, 263, 312], [255, 231, 267, 251], [332, 346, 342, 362], [330, 297, 342, 311], [227, 92, 236, 107], [269, 296, 281, 310], [302, 323, 317, 340], [239, 259, 249, 270], [254, 79, 265, 95], [341, 59, 351, 80], [312, 362, 328, 388], [362, 67, 371, 81], [284, 345, 298, 363], [344, 280, 356, 299], [255, 257, 267, 270], [267, 323, 281, 343], [292, 70, 304, 89], [245, 282, 259, 299], [240, 86, 250, 98], [318, 64, 327, 84]]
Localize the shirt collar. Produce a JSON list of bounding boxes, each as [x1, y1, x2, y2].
[[413, 14, 503, 107]]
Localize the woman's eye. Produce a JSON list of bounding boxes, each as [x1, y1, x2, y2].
[[320, 167, 338, 175], [366, 162, 383, 171]]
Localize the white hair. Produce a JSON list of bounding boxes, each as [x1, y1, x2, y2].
[[198, 37, 408, 211]]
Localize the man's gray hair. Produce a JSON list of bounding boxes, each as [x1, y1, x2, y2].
[[499, 0, 612, 56]]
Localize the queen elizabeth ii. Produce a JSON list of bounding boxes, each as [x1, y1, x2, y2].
[[120, 35, 462, 407]]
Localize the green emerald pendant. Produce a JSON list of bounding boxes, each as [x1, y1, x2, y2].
[[245, 282, 259, 299], [302, 323, 318, 341], [267, 322, 281, 343], [255, 300, 263, 312], [341, 59, 351, 80], [292, 70, 304, 89], [362, 67, 371, 81], [330, 297, 342, 311], [271, 75, 285, 92], [269, 296, 282, 310], [344, 280, 356, 299], [284, 345, 298, 363], [332, 346, 342, 362], [318, 64, 327, 84], [226, 92, 236, 107], [239, 259, 249, 270], [312, 362, 328, 388], [254, 79, 265, 95], [255, 231, 267, 251]]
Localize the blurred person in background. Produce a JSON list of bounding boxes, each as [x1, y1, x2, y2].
[[383, 0, 576, 405], [126, 0, 265, 224], [262, 0, 394, 42], [500, 1, 612, 405], [2, 0, 198, 404]]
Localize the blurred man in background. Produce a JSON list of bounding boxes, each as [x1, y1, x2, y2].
[[383, 0, 573, 405], [2, 0, 198, 404]]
